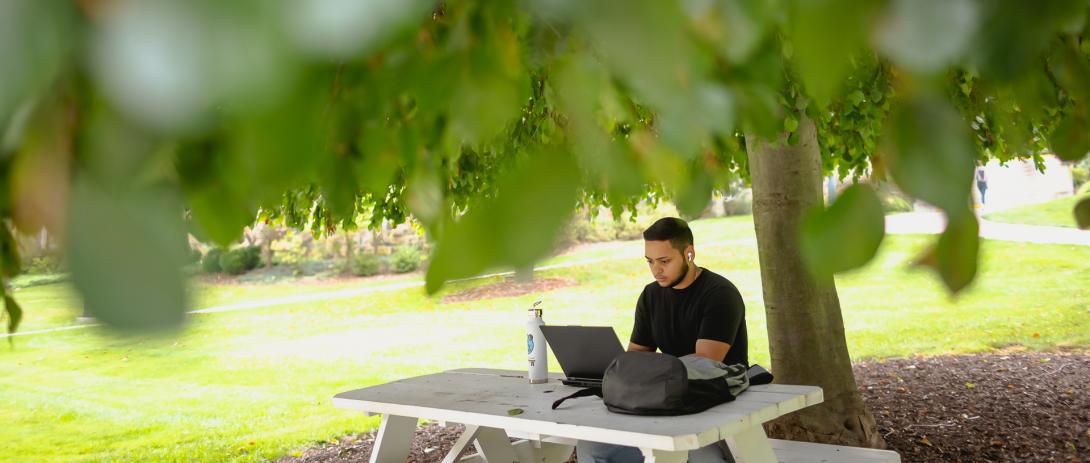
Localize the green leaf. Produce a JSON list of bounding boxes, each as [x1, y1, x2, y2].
[[447, 24, 530, 146], [1049, 111, 1090, 162], [1075, 197, 1090, 229], [321, 153, 361, 224], [784, 113, 799, 133], [67, 179, 189, 331], [675, 167, 714, 219], [914, 211, 979, 294], [847, 90, 866, 107], [405, 162, 443, 229], [0, 224, 21, 277], [799, 183, 886, 278], [788, 0, 879, 106], [507, 408, 524, 416], [184, 185, 254, 246], [685, 0, 772, 64], [4, 294, 22, 335], [875, 0, 978, 74], [970, 0, 1088, 81], [426, 148, 579, 294], [885, 96, 977, 214]]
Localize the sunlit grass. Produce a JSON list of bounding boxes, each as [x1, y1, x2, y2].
[[984, 194, 1088, 227], [2, 215, 1088, 462]]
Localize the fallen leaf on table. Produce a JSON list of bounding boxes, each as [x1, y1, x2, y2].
[[507, 408, 524, 416]]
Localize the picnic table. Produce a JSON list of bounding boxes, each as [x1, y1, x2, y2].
[[333, 368, 901, 463]]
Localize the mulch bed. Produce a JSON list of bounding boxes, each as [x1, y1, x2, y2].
[[279, 352, 1090, 463], [858, 352, 1089, 462], [441, 277, 578, 304]]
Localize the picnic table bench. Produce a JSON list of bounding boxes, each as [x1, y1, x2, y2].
[[334, 368, 899, 463]]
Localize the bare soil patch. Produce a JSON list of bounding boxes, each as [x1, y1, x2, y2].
[[441, 277, 579, 304]]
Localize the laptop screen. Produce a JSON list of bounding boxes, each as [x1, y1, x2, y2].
[[539, 325, 625, 379]]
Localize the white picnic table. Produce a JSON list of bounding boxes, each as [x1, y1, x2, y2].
[[333, 368, 825, 463]]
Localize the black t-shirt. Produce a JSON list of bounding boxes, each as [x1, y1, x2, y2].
[[630, 268, 749, 366]]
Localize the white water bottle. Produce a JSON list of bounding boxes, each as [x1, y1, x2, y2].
[[526, 301, 548, 384]]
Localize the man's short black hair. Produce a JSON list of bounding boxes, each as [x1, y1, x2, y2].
[[643, 217, 693, 253]]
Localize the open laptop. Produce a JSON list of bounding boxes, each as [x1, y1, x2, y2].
[[539, 325, 625, 387]]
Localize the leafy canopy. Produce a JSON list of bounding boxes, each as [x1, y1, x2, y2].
[[1, 0, 1088, 331]]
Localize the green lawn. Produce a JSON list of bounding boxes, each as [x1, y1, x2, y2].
[[2, 215, 1089, 462], [984, 194, 1088, 227]]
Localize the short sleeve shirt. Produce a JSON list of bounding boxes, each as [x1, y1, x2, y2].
[[630, 268, 749, 366]]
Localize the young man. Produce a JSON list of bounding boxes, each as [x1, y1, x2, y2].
[[577, 217, 748, 463]]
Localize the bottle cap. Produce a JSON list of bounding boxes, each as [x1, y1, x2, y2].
[[528, 308, 542, 318]]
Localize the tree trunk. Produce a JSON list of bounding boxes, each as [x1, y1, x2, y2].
[[745, 115, 884, 448]]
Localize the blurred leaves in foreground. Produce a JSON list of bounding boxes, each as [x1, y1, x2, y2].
[[0, 0, 1088, 331]]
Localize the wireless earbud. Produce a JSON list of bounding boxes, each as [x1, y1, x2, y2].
[[687, 253, 693, 262]]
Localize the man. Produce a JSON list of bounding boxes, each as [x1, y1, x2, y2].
[[577, 217, 748, 463], [975, 165, 989, 206]]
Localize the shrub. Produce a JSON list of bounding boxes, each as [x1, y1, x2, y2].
[[389, 245, 423, 273], [1074, 163, 1089, 190], [723, 190, 753, 216], [26, 255, 64, 274], [201, 248, 223, 273], [219, 246, 261, 275], [351, 253, 382, 277]]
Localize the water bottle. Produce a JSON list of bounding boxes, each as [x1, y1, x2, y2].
[[526, 300, 548, 384]]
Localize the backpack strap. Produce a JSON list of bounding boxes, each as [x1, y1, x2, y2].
[[551, 387, 602, 410]]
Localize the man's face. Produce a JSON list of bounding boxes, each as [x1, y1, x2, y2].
[[645, 240, 688, 287]]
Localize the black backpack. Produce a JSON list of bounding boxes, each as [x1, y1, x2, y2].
[[551, 351, 768, 416]]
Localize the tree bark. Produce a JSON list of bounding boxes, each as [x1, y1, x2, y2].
[[745, 115, 884, 448]]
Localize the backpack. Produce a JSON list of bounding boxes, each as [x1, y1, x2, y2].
[[551, 351, 767, 416]]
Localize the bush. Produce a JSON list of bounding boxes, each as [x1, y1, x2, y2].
[[722, 190, 753, 216], [25, 255, 64, 274], [188, 248, 203, 264], [201, 248, 223, 273], [1074, 162, 1089, 190], [351, 253, 382, 277], [389, 245, 423, 273], [1078, 181, 1090, 197], [218, 246, 261, 275]]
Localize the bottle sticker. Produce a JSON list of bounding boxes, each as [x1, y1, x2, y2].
[[527, 334, 534, 354]]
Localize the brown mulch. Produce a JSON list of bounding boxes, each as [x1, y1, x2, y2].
[[857, 352, 1090, 462], [279, 352, 1090, 463], [441, 277, 579, 304]]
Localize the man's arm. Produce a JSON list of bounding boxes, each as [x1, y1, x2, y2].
[[694, 339, 730, 361], [628, 342, 654, 352]]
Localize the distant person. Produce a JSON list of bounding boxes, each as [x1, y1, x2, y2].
[[576, 217, 747, 463], [976, 166, 989, 205]]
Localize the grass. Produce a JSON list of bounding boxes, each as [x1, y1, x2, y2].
[[2, 214, 1089, 462], [984, 193, 1088, 227]]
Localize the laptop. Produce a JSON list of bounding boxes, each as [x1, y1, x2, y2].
[[539, 325, 625, 387]]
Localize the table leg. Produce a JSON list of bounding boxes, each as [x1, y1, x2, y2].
[[724, 425, 777, 463], [639, 448, 688, 463], [473, 426, 517, 463], [441, 425, 481, 463], [369, 414, 417, 463], [512, 440, 575, 463]]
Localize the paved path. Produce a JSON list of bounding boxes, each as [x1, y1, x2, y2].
[[886, 212, 1090, 246]]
